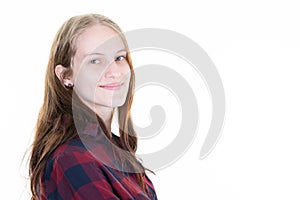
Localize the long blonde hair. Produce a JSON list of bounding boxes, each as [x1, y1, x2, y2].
[[29, 14, 147, 199]]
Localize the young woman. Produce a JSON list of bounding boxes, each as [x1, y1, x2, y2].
[[29, 14, 158, 200]]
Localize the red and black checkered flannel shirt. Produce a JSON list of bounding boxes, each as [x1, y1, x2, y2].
[[39, 122, 158, 200]]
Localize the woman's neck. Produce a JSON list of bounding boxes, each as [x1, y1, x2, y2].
[[76, 95, 114, 133], [95, 106, 114, 133]]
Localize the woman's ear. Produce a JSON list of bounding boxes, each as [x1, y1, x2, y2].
[[55, 65, 74, 88]]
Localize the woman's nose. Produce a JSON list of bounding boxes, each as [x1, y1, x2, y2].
[[104, 61, 122, 79]]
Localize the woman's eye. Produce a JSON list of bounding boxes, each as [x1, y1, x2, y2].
[[90, 59, 100, 64], [115, 55, 126, 62]]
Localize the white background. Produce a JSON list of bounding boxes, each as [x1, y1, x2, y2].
[[0, 0, 300, 199]]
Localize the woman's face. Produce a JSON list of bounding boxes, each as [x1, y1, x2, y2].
[[71, 24, 131, 109]]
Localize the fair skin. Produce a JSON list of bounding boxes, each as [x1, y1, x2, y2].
[[55, 24, 131, 132]]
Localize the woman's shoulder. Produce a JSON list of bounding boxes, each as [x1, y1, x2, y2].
[[49, 137, 97, 168], [47, 134, 123, 175], [49, 136, 115, 168], [54, 137, 86, 155]]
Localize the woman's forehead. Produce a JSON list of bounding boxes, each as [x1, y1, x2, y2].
[[75, 24, 125, 57]]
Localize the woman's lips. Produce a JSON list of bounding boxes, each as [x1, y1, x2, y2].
[[99, 82, 124, 90]]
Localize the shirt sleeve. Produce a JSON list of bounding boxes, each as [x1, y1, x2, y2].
[[43, 152, 120, 200]]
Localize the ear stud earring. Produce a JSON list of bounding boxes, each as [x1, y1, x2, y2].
[[64, 81, 74, 88], [67, 83, 74, 88]]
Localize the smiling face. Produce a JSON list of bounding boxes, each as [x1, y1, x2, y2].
[[70, 24, 131, 110]]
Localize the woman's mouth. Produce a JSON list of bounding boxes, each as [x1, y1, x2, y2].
[[99, 82, 124, 90]]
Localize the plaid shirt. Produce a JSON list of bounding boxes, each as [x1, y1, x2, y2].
[[39, 122, 157, 200]]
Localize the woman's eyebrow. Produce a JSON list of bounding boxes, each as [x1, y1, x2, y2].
[[116, 48, 126, 53], [84, 48, 126, 57], [85, 52, 104, 57]]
